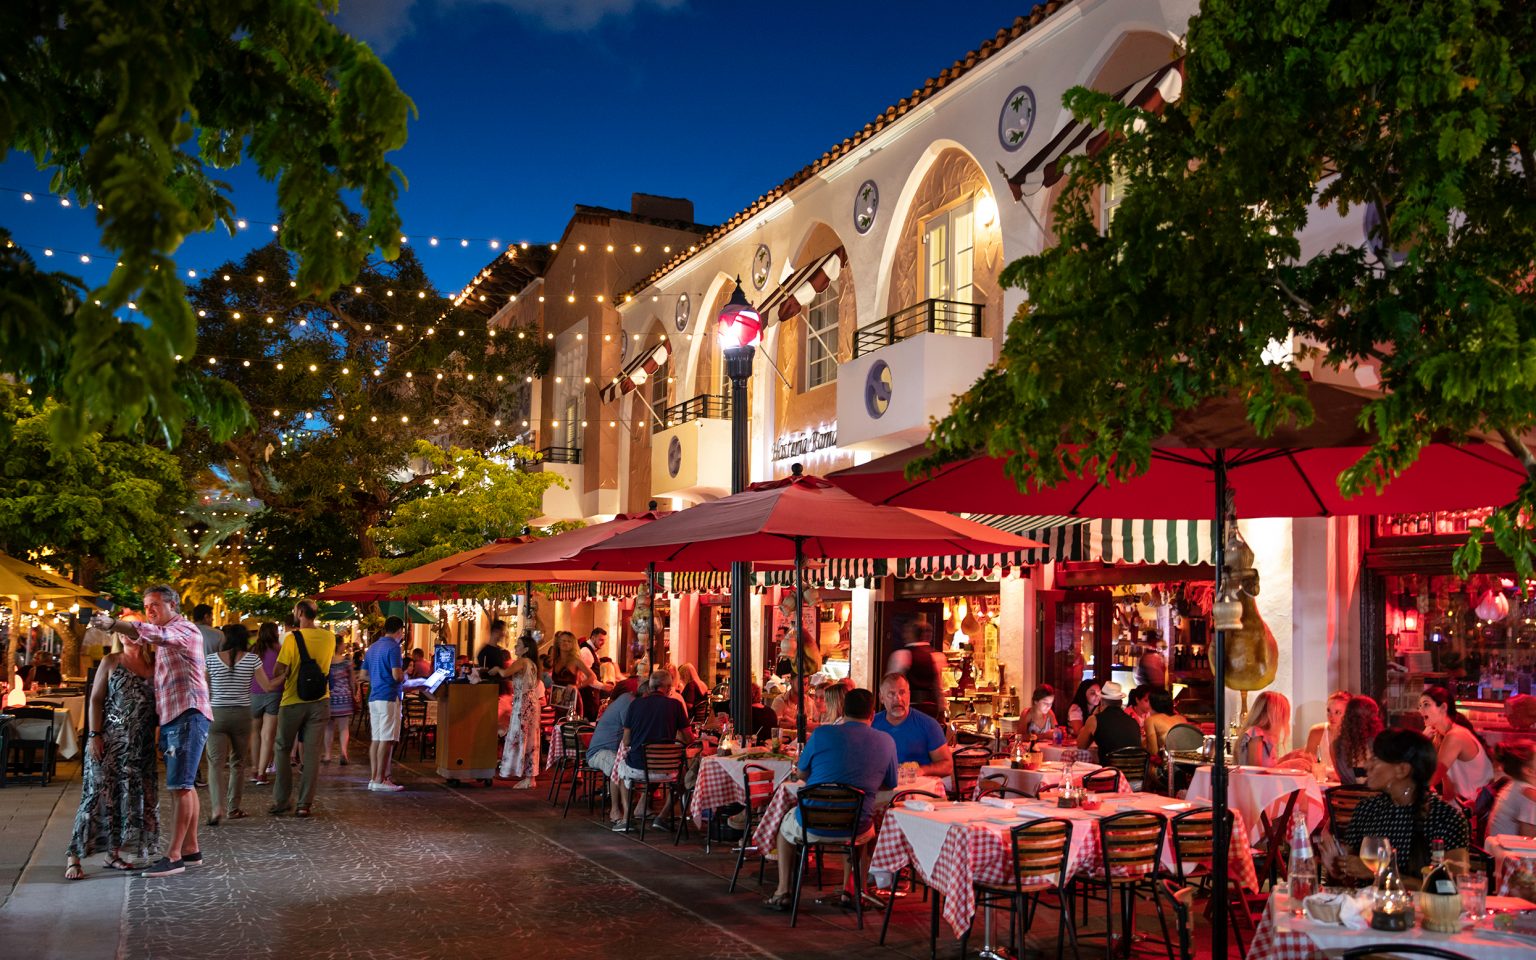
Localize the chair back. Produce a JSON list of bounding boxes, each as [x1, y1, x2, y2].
[[561, 723, 594, 762], [1168, 807, 1234, 884], [1337, 947, 1476, 960], [7, 706, 58, 734], [640, 741, 686, 776], [1104, 746, 1149, 790], [1008, 817, 1073, 891], [741, 762, 778, 811], [1325, 785, 1378, 838], [1082, 767, 1121, 794], [951, 744, 991, 800], [1098, 811, 1167, 879], [888, 787, 944, 806], [976, 774, 1030, 800], [403, 698, 428, 724], [1163, 723, 1205, 754], [795, 783, 865, 840]]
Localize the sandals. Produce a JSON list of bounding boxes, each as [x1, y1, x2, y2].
[[295, 805, 312, 818], [104, 855, 137, 872], [227, 809, 248, 820], [763, 893, 792, 912], [65, 861, 85, 881]]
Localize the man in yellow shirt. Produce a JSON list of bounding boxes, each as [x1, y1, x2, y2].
[[269, 599, 337, 817]]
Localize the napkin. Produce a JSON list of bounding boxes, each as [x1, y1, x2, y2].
[[903, 799, 935, 812], [1303, 891, 1371, 930], [980, 796, 1019, 810], [1498, 835, 1536, 850]]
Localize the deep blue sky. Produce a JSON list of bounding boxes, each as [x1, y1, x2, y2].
[[4, 1, 1036, 295]]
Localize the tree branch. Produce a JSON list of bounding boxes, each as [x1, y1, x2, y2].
[[1498, 428, 1536, 480]]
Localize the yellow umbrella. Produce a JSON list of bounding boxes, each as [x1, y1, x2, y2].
[[0, 552, 95, 601]]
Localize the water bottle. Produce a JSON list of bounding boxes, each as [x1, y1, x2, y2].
[[1288, 817, 1317, 915]]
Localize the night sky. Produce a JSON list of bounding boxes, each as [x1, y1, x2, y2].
[[4, 1, 1039, 296]]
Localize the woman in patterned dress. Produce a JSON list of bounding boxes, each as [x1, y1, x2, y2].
[[64, 640, 159, 879], [322, 643, 358, 765], [496, 653, 545, 788]]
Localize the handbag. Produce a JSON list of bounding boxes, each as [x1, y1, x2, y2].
[[292, 632, 329, 702]]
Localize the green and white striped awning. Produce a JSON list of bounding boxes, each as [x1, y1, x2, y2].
[[901, 518, 1090, 580], [1081, 518, 1214, 565], [756, 557, 887, 590], [548, 581, 645, 603], [661, 570, 733, 596]]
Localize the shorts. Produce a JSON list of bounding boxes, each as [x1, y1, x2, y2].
[[250, 691, 281, 717], [779, 812, 876, 847], [161, 709, 211, 791], [617, 760, 677, 784], [369, 700, 402, 742], [587, 748, 618, 776]]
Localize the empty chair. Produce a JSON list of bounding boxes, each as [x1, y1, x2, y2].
[[1082, 767, 1121, 794], [728, 762, 783, 891], [4, 707, 58, 786], [1077, 811, 1173, 959], [965, 817, 1081, 960], [1103, 746, 1150, 792], [951, 744, 992, 801]]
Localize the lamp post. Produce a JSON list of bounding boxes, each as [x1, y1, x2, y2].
[[717, 278, 761, 737]]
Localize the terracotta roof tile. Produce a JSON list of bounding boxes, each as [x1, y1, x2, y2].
[[618, 1, 1070, 302]]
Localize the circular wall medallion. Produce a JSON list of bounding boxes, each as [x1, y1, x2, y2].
[[667, 435, 683, 478], [864, 359, 893, 419], [619, 333, 631, 362], [998, 85, 1037, 152], [853, 180, 879, 235], [674, 293, 690, 332], [751, 244, 772, 290]]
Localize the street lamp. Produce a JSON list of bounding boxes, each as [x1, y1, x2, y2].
[[718, 278, 761, 737]]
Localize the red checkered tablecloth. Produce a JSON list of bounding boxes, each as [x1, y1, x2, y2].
[[1247, 905, 1319, 960], [870, 796, 1261, 938], [547, 723, 593, 765], [689, 755, 795, 826]]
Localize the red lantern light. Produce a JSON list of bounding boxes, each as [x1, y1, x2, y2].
[[1403, 608, 1418, 631], [716, 279, 761, 350]]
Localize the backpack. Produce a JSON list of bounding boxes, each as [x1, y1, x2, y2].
[[292, 631, 329, 702]]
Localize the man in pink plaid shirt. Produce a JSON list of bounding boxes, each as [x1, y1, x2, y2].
[[97, 585, 212, 878]]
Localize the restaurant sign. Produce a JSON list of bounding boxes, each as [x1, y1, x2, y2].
[[772, 424, 838, 462]]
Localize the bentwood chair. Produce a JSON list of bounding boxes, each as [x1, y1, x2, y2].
[[1104, 747, 1150, 793], [1154, 879, 1197, 960], [976, 774, 1032, 801], [1324, 785, 1378, 839], [728, 762, 782, 891], [965, 817, 1082, 960], [624, 741, 686, 841], [1255, 788, 1304, 891], [787, 783, 869, 929], [951, 745, 993, 801], [1077, 811, 1173, 960]]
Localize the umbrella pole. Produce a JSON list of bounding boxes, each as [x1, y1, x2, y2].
[[794, 537, 807, 744], [647, 561, 659, 669], [1211, 450, 1230, 958]]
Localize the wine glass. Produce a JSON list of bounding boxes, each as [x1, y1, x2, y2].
[[1359, 836, 1392, 886]]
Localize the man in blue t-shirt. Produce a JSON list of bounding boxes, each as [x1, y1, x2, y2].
[[765, 687, 898, 911], [589, 677, 647, 828], [364, 617, 406, 792], [872, 673, 953, 779]]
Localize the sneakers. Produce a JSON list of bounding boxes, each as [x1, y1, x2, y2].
[[369, 780, 404, 792], [141, 857, 185, 877], [182, 851, 204, 867], [610, 820, 630, 832]]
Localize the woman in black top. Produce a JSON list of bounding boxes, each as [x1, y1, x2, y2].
[[1330, 695, 1383, 786], [1322, 728, 1469, 887]]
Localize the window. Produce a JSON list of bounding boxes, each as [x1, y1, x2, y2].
[[650, 355, 670, 415], [554, 337, 585, 452], [804, 281, 840, 390], [1102, 160, 1130, 233], [922, 199, 975, 303]]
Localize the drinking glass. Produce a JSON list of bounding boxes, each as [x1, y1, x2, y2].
[[1460, 871, 1487, 922], [1359, 837, 1392, 885]]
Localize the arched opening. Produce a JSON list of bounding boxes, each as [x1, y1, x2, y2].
[[771, 221, 855, 438]]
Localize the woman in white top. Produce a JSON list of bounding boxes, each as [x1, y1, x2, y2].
[[1489, 742, 1536, 838], [205, 624, 280, 824], [1305, 690, 1351, 780], [1419, 685, 1495, 804]]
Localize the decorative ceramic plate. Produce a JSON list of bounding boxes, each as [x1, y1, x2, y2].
[[751, 244, 771, 290], [674, 293, 690, 332], [854, 179, 879, 235], [998, 84, 1037, 151]]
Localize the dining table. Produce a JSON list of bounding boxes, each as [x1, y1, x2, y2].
[[750, 774, 948, 856], [2, 703, 81, 760], [1486, 834, 1536, 896], [1186, 764, 1328, 845], [689, 752, 796, 826], [867, 790, 1260, 938], [1247, 889, 1536, 960], [1040, 744, 1097, 764], [979, 761, 1128, 798]]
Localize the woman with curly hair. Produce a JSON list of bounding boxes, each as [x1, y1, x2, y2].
[[1331, 695, 1384, 785]]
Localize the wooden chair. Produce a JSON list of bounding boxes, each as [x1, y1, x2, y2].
[[1168, 807, 1255, 957], [1082, 767, 1122, 794], [673, 740, 706, 845], [1324, 785, 1377, 839], [977, 773, 1033, 800], [1104, 746, 1150, 793], [1076, 811, 1173, 960], [786, 783, 868, 929], [1255, 788, 1304, 890], [398, 697, 432, 761], [2, 708, 58, 786], [951, 744, 992, 801], [728, 762, 782, 891], [623, 741, 686, 841], [965, 817, 1082, 960]]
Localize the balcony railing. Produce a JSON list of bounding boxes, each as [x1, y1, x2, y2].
[[654, 393, 731, 432], [537, 445, 582, 465], [852, 298, 983, 358]]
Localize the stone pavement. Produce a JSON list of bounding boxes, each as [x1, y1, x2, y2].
[[1, 748, 1194, 959]]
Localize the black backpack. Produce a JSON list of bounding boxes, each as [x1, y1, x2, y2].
[[292, 632, 328, 702]]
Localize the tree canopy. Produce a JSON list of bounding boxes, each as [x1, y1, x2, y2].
[[0, 0, 413, 445], [922, 0, 1536, 580]]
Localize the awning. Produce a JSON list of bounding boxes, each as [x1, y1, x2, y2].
[[1001, 58, 1184, 200], [662, 570, 733, 596], [1083, 518, 1213, 566], [756, 557, 886, 590], [378, 600, 436, 625], [549, 581, 644, 603], [600, 340, 672, 404], [757, 247, 846, 324], [900, 519, 1090, 580]]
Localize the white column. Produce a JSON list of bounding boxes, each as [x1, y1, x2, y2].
[[998, 572, 1034, 701], [850, 587, 877, 689], [1236, 518, 1297, 747]]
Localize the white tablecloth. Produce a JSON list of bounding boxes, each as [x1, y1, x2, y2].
[[980, 761, 1126, 798], [4, 706, 80, 760], [1186, 765, 1326, 844], [1253, 890, 1536, 960]]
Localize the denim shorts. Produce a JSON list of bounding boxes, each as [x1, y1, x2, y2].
[[161, 709, 211, 790], [250, 691, 282, 718]]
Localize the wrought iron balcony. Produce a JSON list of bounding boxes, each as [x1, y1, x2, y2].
[[654, 393, 730, 432], [851, 298, 983, 358], [536, 445, 582, 465]]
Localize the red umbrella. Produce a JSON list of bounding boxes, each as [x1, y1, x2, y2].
[[377, 538, 644, 587], [828, 382, 1528, 518], [315, 572, 438, 603], [473, 512, 662, 571], [584, 468, 1044, 742]]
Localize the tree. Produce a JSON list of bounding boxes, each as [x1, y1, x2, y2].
[[366, 441, 567, 618], [921, 0, 1536, 580], [174, 241, 553, 590], [0, 0, 412, 445]]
